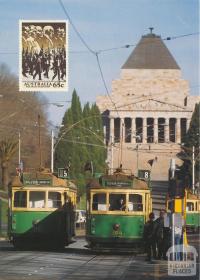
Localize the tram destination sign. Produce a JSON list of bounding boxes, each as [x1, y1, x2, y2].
[[23, 179, 52, 186], [105, 180, 132, 187]]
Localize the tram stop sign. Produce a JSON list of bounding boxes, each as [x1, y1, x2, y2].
[[58, 168, 68, 179], [138, 169, 151, 180]]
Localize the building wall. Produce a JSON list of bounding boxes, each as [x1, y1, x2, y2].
[[96, 68, 200, 181]]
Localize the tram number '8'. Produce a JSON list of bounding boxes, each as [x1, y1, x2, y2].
[[138, 170, 150, 180]]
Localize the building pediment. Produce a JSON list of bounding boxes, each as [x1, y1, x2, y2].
[[117, 98, 186, 111]]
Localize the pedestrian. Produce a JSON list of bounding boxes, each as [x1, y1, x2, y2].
[[143, 212, 157, 261], [155, 209, 169, 260]]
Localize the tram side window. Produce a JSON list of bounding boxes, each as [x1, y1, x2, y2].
[[92, 193, 106, 211], [128, 194, 143, 211], [14, 191, 27, 207], [29, 191, 45, 208], [186, 202, 194, 212], [48, 192, 62, 208], [109, 194, 126, 211]]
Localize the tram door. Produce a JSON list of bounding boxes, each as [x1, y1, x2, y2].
[[145, 193, 151, 222]]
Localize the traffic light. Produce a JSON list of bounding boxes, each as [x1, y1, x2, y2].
[[168, 169, 185, 198]]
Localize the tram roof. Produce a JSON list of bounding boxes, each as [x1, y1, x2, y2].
[[87, 173, 149, 190], [186, 190, 199, 200], [10, 171, 77, 190]]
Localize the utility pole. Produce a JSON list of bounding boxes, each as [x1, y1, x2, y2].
[[110, 135, 114, 173], [192, 146, 195, 194], [136, 144, 139, 175], [119, 122, 124, 168], [18, 132, 21, 168], [51, 130, 54, 173], [38, 114, 42, 170]]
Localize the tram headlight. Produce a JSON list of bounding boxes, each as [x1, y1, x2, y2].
[[113, 223, 120, 231]]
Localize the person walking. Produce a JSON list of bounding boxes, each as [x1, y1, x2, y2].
[[143, 212, 157, 261], [155, 209, 169, 260]]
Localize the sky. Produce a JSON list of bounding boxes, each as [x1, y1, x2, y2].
[[0, 0, 199, 126]]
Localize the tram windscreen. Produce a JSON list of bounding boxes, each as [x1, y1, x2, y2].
[[186, 202, 194, 211], [109, 194, 126, 211], [48, 192, 62, 208], [128, 194, 143, 211], [14, 191, 27, 207], [29, 191, 45, 208], [92, 193, 106, 211]]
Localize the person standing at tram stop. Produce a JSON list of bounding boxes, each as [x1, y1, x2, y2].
[[154, 209, 170, 260], [143, 212, 157, 261]]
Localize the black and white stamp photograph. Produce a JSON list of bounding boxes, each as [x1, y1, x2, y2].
[[19, 20, 68, 91]]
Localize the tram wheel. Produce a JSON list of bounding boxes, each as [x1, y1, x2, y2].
[[13, 238, 24, 250]]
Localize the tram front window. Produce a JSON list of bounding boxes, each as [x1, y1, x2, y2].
[[92, 193, 106, 211], [186, 202, 194, 211], [48, 192, 62, 208], [109, 194, 126, 211], [14, 191, 27, 207], [29, 191, 45, 208], [128, 194, 143, 211]]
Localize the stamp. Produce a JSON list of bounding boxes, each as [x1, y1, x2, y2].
[[19, 20, 68, 91]]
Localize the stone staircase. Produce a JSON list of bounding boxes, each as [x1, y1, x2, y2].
[[151, 181, 169, 217]]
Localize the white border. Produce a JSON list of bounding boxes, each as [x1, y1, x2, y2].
[[19, 20, 68, 92]]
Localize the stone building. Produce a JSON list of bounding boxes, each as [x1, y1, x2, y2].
[[96, 30, 199, 180]]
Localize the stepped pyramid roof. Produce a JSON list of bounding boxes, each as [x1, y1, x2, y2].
[[122, 29, 180, 70]]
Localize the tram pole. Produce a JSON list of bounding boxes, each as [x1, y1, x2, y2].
[[38, 114, 42, 170], [51, 130, 54, 173], [111, 135, 114, 173], [18, 132, 21, 167], [192, 146, 195, 194]]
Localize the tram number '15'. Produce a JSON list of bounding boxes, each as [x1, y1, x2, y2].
[[58, 168, 68, 178]]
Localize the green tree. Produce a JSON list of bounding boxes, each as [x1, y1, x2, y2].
[[179, 102, 200, 187], [55, 90, 106, 200], [0, 138, 18, 191]]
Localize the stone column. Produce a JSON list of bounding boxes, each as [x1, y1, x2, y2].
[[154, 118, 158, 143], [119, 118, 124, 142], [186, 118, 190, 132], [165, 118, 169, 143], [121, 118, 125, 143], [143, 118, 147, 144], [131, 118, 136, 144], [110, 117, 114, 143], [176, 118, 181, 143]]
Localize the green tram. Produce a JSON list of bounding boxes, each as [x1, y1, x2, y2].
[[166, 189, 200, 233], [8, 169, 77, 249], [185, 191, 200, 233], [86, 169, 152, 252]]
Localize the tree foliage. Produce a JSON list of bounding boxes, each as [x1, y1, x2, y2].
[[0, 63, 50, 189], [0, 138, 18, 190], [54, 89, 106, 196], [178, 102, 200, 187]]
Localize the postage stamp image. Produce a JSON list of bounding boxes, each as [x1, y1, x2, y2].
[[19, 20, 68, 91]]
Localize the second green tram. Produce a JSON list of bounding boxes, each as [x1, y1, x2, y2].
[[86, 169, 152, 252], [8, 169, 77, 249]]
